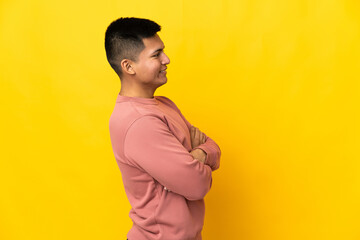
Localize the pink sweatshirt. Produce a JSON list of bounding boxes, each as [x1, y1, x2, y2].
[[109, 94, 221, 240]]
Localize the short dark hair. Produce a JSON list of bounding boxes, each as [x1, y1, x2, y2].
[[104, 17, 161, 77]]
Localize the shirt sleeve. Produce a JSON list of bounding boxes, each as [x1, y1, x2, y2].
[[161, 97, 221, 171], [123, 115, 213, 201]]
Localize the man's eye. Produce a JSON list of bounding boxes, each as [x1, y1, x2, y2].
[[153, 53, 160, 57]]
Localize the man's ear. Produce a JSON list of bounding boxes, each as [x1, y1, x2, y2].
[[120, 59, 135, 75]]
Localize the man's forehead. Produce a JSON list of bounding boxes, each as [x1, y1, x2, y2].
[[143, 34, 165, 50]]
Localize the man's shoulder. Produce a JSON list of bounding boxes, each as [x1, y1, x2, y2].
[[110, 101, 161, 126]]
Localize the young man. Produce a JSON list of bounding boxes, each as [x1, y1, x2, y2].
[[105, 17, 221, 240]]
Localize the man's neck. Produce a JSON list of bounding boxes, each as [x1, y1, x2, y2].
[[119, 77, 159, 98], [119, 86, 156, 99]]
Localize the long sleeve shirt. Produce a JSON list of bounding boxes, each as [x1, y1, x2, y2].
[[109, 94, 221, 240]]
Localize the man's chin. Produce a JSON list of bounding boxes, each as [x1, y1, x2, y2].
[[160, 79, 167, 86], [160, 75, 168, 82]]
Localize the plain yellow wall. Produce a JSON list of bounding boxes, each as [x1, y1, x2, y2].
[[1, 0, 359, 239]]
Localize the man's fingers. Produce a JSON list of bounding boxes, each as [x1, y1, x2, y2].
[[194, 127, 200, 140], [201, 132, 206, 143], [190, 126, 198, 148], [190, 126, 195, 139], [192, 127, 200, 148], [191, 126, 206, 148]]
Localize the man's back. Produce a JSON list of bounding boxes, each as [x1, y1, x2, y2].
[[109, 94, 220, 240]]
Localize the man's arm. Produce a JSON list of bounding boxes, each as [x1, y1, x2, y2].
[[191, 131, 221, 171], [124, 115, 213, 201], [161, 97, 221, 171]]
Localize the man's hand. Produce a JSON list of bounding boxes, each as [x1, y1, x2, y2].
[[190, 148, 207, 164], [190, 126, 206, 149]]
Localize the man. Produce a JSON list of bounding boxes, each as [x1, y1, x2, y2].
[[105, 17, 221, 240]]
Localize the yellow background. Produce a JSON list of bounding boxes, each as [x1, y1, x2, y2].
[[1, 0, 359, 239]]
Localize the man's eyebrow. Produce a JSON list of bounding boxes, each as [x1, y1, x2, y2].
[[151, 46, 165, 55]]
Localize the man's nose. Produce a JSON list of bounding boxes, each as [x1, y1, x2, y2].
[[162, 53, 170, 65]]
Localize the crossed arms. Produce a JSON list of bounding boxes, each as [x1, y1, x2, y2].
[[123, 114, 221, 200]]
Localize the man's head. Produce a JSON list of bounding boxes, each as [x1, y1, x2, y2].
[[104, 17, 162, 78]]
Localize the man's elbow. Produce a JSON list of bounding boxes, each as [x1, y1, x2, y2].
[[183, 178, 212, 201]]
